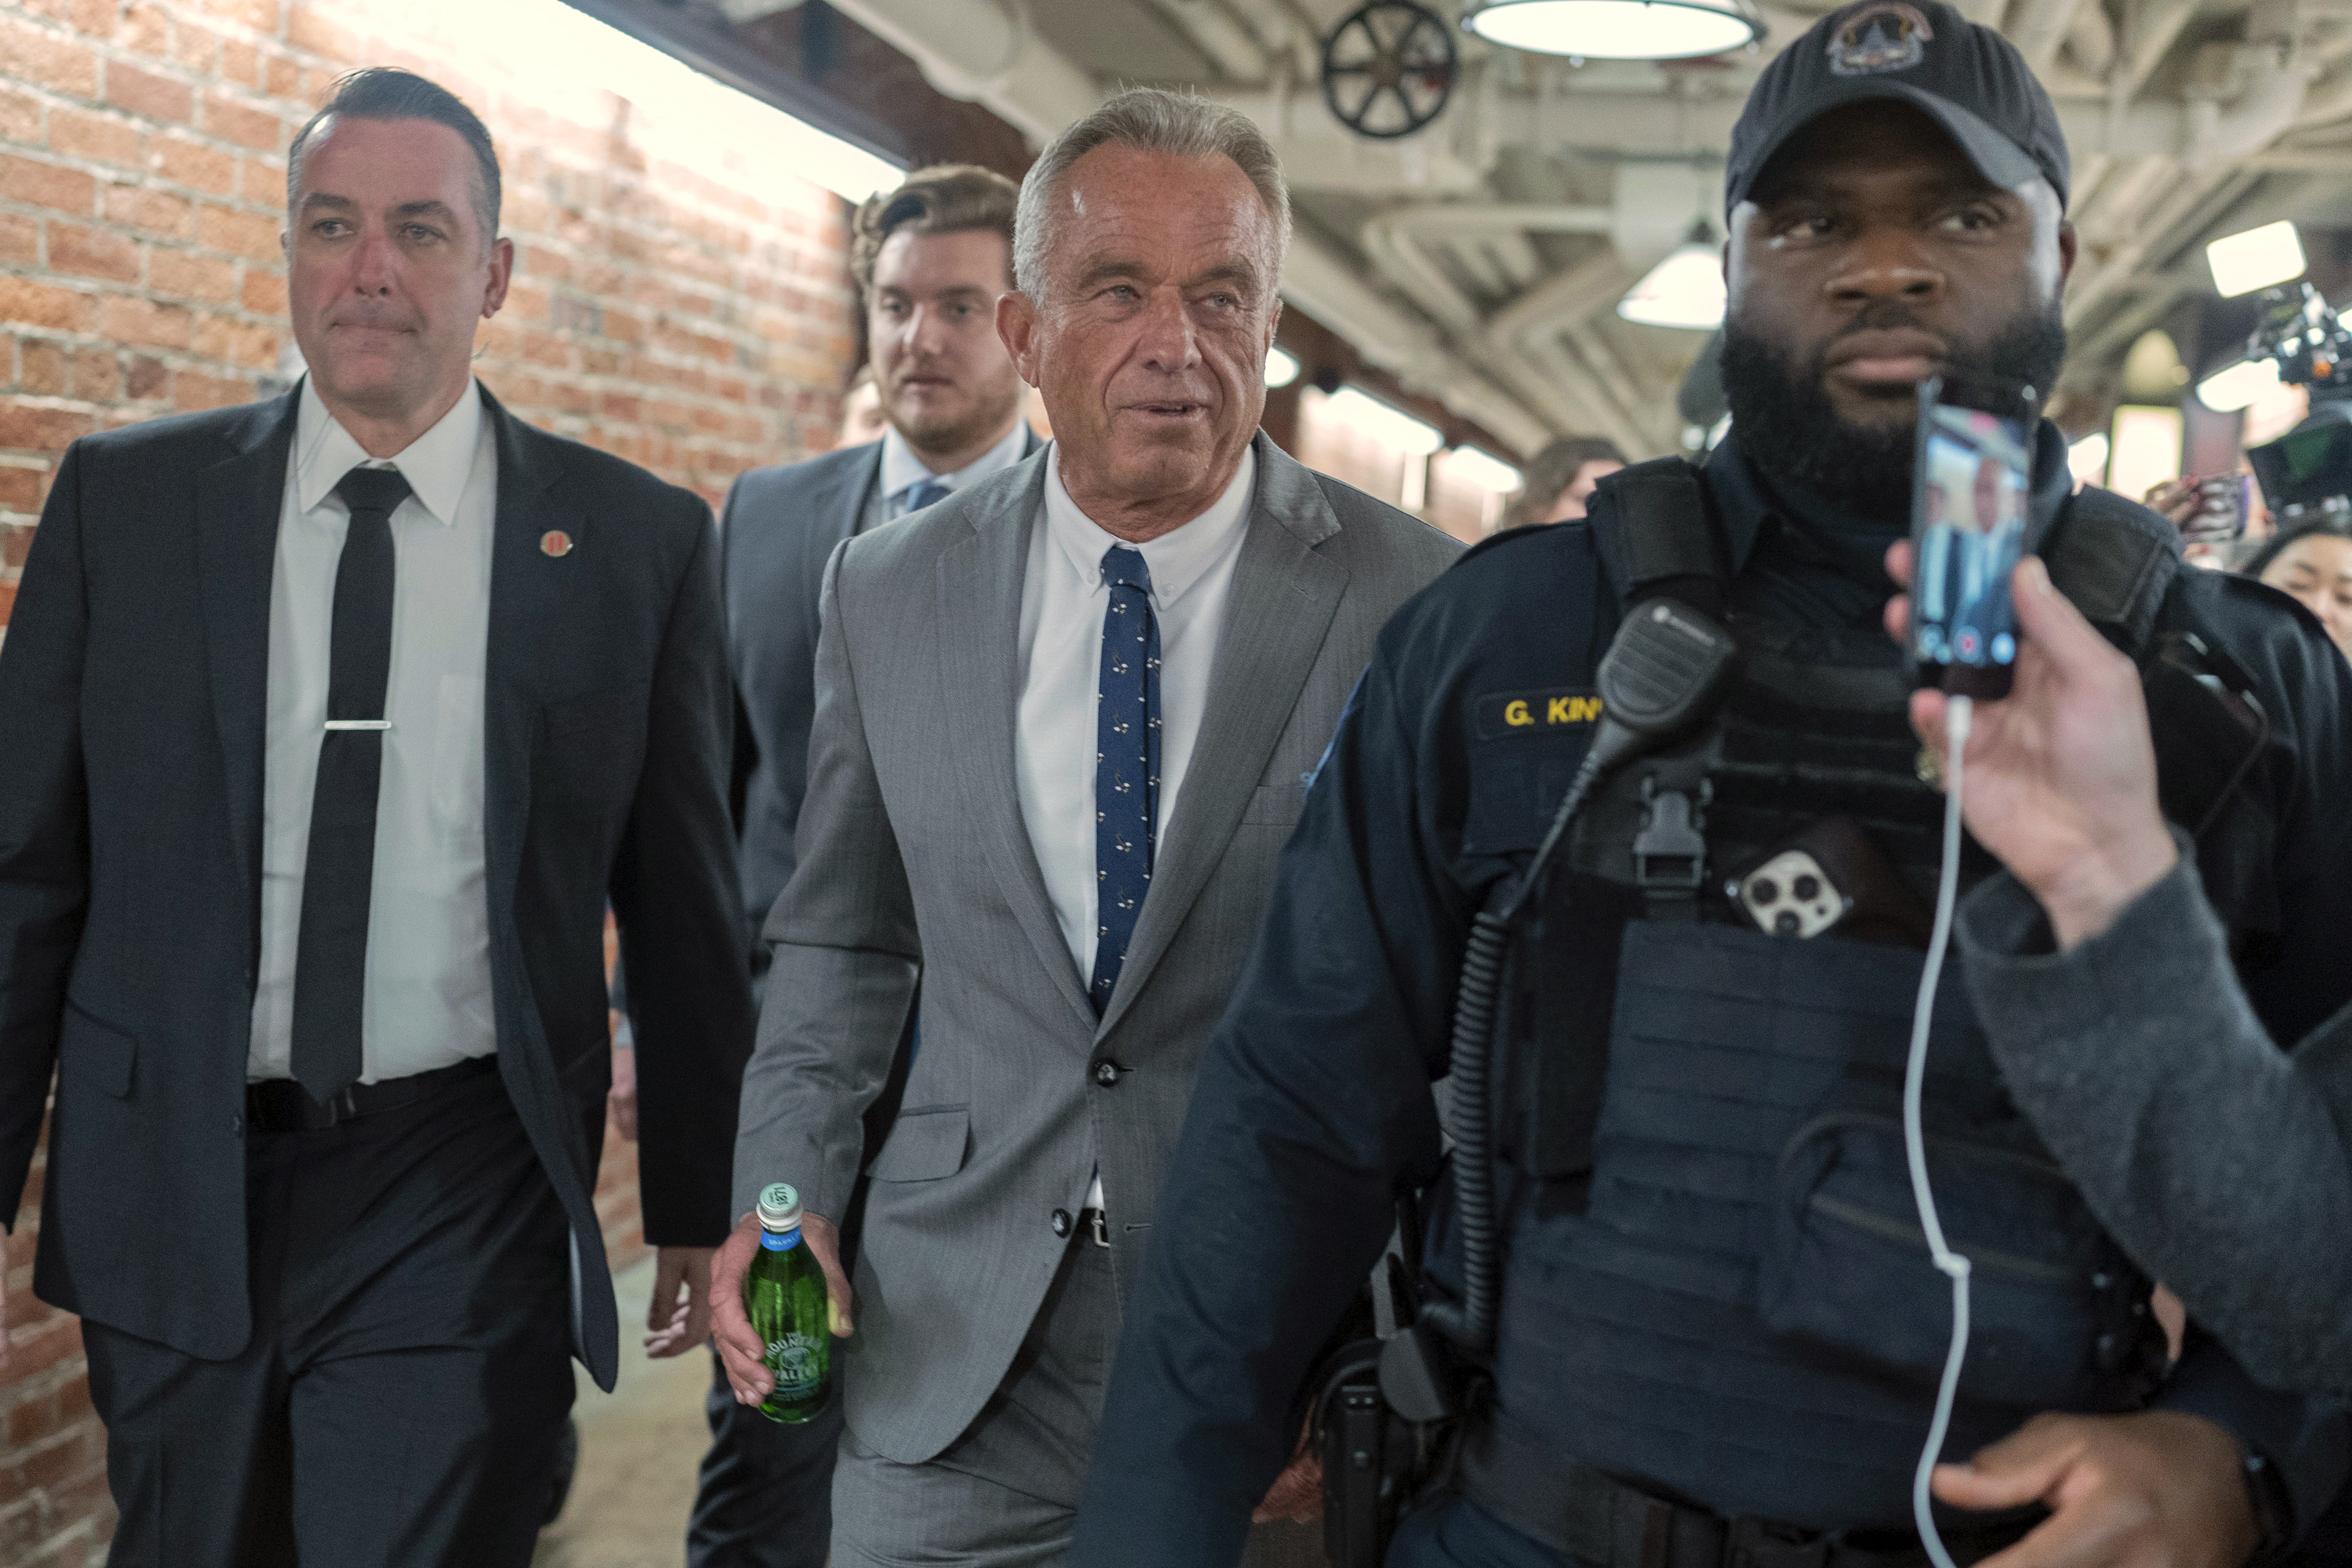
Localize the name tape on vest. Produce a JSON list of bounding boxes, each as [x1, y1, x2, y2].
[[1475, 688, 1604, 740]]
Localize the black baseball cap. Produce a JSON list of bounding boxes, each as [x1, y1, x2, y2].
[[1726, 1, 2070, 216]]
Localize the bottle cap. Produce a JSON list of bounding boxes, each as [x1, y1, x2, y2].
[[756, 1182, 802, 1232]]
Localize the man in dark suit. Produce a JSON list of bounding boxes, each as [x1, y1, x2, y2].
[[685, 161, 1039, 1568], [0, 68, 753, 1567]]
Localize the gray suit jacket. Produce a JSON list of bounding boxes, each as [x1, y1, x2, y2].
[[734, 432, 1462, 1461], [1958, 836, 2352, 1396]]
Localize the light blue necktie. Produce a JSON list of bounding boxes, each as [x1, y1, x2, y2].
[[1089, 545, 1161, 1015], [901, 479, 950, 517]]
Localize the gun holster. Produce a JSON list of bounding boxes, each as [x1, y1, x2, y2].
[[1309, 1280, 1471, 1566]]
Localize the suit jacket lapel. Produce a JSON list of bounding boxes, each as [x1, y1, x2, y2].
[[823, 444, 878, 549], [1096, 436, 1346, 1039], [194, 391, 299, 909], [937, 455, 1100, 1033], [480, 385, 566, 932]]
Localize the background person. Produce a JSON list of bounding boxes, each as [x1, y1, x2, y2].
[[708, 87, 1460, 1565], [2244, 513, 2352, 659], [686, 161, 1040, 1568], [1889, 545, 2352, 1401], [0, 68, 753, 1566], [1499, 434, 1624, 529], [837, 365, 888, 449]]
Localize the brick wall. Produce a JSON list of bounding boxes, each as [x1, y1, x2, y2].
[[0, 2, 859, 1558]]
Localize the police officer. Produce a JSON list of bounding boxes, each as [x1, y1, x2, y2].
[[1069, 6, 2352, 1567]]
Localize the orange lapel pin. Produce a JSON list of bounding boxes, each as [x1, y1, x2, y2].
[[540, 530, 574, 558]]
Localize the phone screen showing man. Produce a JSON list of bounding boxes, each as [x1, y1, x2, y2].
[[1911, 386, 2036, 698]]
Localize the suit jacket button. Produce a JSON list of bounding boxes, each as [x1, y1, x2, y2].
[[1093, 1061, 1120, 1087], [1050, 1208, 1072, 1238]]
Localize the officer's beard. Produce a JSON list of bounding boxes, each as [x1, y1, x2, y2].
[[1720, 300, 2066, 524]]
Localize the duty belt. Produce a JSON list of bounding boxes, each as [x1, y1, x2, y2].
[[1458, 1422, 2036, 1568]]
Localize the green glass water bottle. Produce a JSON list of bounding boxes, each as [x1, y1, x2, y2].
[[746, 1182, 831, 1424]]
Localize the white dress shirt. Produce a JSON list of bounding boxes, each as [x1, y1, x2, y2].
[[246, 378, 498, 1083], [1015, 445, 1256, 1210], [877, 416, 1030, 523]]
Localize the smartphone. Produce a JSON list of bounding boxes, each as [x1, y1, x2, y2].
[[1908, 377, 2042, 699], [2149, 474, 2253, 546]]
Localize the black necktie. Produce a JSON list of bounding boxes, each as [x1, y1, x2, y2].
[[289, 465, 411, 1105]]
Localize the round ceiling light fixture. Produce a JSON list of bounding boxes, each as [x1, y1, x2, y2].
[[1617, 221, 1726, 330], [1463, 0, 1760, 60]]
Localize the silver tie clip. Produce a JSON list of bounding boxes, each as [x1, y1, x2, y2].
[[323, 719, 392, 731]]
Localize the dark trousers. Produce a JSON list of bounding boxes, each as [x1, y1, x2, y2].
[[83, 1063, 576, 1568], [687, 1346, 843, 1567], [1388, 1495, 1574, 1568]]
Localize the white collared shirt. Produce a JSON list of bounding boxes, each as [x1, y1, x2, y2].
[[1015, 444, 1257, 995], [246, 377, 499, 1083], [877, 416, 1030, 523]]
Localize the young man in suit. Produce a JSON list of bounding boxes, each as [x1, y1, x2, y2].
[[0, 69, 754, 1566], [683, 163, 1039, 1568], [708, 88, 1464, 1565]]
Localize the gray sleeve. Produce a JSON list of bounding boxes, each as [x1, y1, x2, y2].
[[1957, 838, 2352, 1394], [730, 538, 922, 1224]]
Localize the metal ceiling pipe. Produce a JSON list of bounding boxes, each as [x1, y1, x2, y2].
[[1360, 222, 1483, 333], [1283, 239, 1555, 452], [819, 0, 1096, 141], [1524, 335, 1653, 458], [1367, 203, 1614, 238], [2013, 0, 2089, 74], [818, 0, 1553, 450], [1143, 0, 1267, 83]]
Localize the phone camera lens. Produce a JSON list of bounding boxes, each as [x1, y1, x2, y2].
[[1749, 878, 1778, 906], [1774, 910, 1801, 936], [1793, 875, 1821, 901]]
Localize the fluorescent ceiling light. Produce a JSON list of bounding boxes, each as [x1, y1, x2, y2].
[[1618, 229, 1725, 330], [1464, 0, 1759, 59], [1446, 447, 1524, 493], [374, 0, 906, 203], [2108, 405, 2183, 503], [2206, 221, 2306, 300], [1326, 388, 1446, 456], [2066, 431, 2109, 486], [2196, 357, 2283, 413], [1265, 346, 1301, 389]]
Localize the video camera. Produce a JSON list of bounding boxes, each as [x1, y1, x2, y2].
[[2243, 282, 2352, 518]]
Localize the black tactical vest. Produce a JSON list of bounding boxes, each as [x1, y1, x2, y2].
[[1432, 461, 2273, 1533]]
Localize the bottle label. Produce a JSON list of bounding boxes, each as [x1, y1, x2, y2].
[[765, 1331, 826, 1395], [759, 1227, 802, 1252]]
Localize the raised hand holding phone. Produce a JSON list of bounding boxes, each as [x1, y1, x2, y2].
[[1884, 542, 2177, 949]]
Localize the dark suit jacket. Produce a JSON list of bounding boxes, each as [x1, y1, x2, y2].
[[0, 383, 754, 1391], [719, 428, 1041, 970]]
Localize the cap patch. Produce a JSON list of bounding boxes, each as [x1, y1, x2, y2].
[[1827, 2, 1932, 76]]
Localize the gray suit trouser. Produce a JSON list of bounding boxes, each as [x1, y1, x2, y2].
[[831, 1225, 1115, 1566], [831, 1230, 1323, 1568]]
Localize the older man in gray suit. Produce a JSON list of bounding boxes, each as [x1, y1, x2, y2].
[[710, 88, 1462, 1564]]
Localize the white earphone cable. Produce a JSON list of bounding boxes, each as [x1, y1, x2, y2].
[[1906, 693, 1975, 1568]]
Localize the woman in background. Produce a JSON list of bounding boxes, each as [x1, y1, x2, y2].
[[2245, 514, 2352, 659]]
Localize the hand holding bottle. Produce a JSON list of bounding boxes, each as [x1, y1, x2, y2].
[[712, 1191, 855, 1407]]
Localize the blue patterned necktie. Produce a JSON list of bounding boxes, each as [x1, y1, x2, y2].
[[1089, 545, 1161, 1016], [902, 478, 950, 517]]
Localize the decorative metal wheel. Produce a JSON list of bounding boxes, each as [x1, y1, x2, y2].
[[1321, 0, 1457, 140]]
